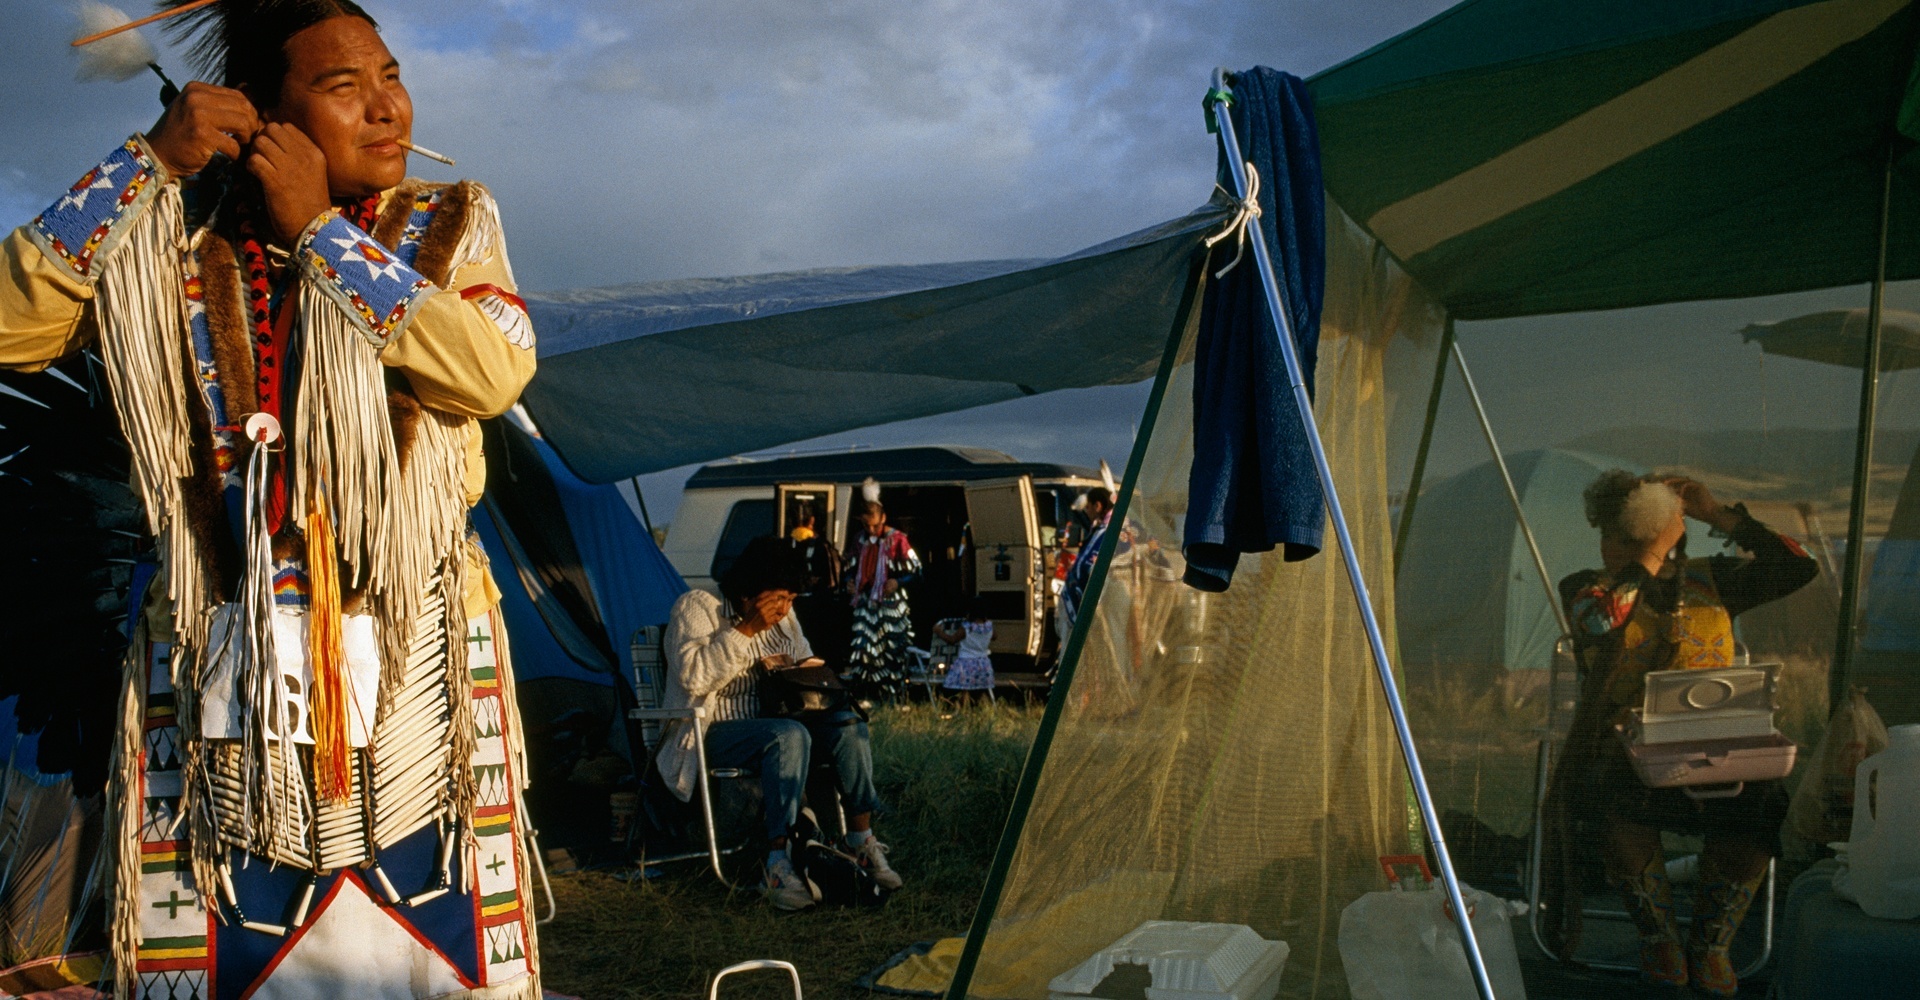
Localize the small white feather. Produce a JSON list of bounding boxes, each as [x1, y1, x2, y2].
[[860, 477, 882, 505], [1099, 459, 1117, 495], [75, 2, 158, 84]]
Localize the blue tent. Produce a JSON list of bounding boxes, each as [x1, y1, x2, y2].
[[1864, 440, 1920, 653], [475, 421, 687, 687]]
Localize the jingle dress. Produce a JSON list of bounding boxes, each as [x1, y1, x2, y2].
[[0, 135, 544, 1000], [843, 527, 920, 698]]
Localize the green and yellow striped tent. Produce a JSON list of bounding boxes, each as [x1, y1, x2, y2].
[[1308, 0, 1918, 319]]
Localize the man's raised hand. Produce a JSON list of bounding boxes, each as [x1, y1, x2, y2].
[[147, 82, 260, 179], [245, 122, 332, 243]]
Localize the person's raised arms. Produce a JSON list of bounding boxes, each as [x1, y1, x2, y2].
[[146, 81, 260, 180]]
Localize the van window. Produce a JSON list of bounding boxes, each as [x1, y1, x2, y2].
[[1033, 486, 1069, 548], [710, 499, 776, 582]]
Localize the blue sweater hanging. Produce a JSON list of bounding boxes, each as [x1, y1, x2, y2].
[[1183, 67, 1326, 593]]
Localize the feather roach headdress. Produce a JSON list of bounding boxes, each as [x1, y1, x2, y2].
[[1583, 469, 1683, 543], [157, 0, 378, 105]]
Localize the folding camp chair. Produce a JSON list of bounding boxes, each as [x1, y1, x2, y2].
[[627, 626, 850, 884], [905, 617, 961, 701], [629, 625, 758, 887], [1525, 636, 1777, 976]]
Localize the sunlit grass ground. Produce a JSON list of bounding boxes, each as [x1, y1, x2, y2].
[[538, 702, 1041, 1000]]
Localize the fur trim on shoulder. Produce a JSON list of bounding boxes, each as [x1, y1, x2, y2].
[[195, 231, 257, 419], [446, 181, 507, 285], [371, 178, 443, 251], [410, 180, 476, 287], [371, 179, 507, 290]]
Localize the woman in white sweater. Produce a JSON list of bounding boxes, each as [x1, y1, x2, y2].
[[659, 536, 901, 909]]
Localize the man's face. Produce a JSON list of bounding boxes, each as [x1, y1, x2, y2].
[[269, 16, 413, 198], [862, 510, 885, 534]]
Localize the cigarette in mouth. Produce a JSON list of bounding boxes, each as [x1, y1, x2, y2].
[[399, 139, 455, 166]]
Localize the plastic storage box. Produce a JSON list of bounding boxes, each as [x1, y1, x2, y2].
[[1048, 921, 1288, 1000], [1627, 665, 1778, 744], [1624, 731, 1797, 788]]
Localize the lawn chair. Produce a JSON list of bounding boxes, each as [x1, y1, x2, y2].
[[1524, 636, 1777, 976], [627, 626, 851, 884], [905, 617, 965, 702], [630, 626, 759, 888], [709, 959, 804, 1000]]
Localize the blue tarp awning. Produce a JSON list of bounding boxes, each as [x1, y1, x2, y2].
[[519, 206, 1225, 483]]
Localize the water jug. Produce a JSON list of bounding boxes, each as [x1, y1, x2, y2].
[[1841, 723, 1920, 919], [1338, 879, 1528, 1000]]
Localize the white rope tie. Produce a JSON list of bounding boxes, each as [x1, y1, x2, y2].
[[1203, 161, 1262, 279]]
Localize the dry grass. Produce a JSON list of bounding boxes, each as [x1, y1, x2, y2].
[[1403, 673, 1547, 838], [537, 702, 1041, 1000]]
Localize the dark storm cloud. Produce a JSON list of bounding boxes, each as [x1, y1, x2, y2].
[[2, 0, 1457, 521], [0, 0, 1454, 291]]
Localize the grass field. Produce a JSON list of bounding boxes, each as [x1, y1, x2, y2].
[[538, 702, 1041, 1000]]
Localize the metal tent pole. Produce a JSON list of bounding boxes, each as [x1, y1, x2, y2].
[[1832, 147, 1895, 708], [1452, 339, 1572, 636], [1393, 318, 1456, 577], [1208, 70, 1499, 1000]]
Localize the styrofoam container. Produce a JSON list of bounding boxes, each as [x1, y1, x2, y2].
[[1048, 921, 1287, 1000], [1624, 731, 1797, 788]]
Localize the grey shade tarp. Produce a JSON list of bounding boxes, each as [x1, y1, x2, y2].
[[1741, 308, 1920, 371], [519, 206, 1225, 483]]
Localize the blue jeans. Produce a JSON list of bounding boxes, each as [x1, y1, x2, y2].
[[703, 716, 882, 842]]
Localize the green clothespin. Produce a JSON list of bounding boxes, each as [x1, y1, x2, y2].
[[1203, 87, 1233, 134]]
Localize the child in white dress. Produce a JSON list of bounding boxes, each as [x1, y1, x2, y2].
[[936, 599, 996, 703]]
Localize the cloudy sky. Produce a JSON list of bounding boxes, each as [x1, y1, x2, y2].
[[4, 0, 1467, 519], [4, 1, 1457, 286], [7, 1, 1912, 524]]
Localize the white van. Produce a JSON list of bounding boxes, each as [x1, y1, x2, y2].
[[664, 446, 1102, 667]]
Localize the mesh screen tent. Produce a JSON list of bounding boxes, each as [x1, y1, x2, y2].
[[930, 200, 1444, 1000], [926, 2, 1920, 999]]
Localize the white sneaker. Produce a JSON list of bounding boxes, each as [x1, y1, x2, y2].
[[764, 856, 816, 910], [850, 837, 903, 890]]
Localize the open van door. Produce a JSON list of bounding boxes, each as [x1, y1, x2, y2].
[[965, 476, 1044, 656]]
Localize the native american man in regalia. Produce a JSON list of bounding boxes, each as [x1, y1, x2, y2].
[[0, 2, 544, 996]]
